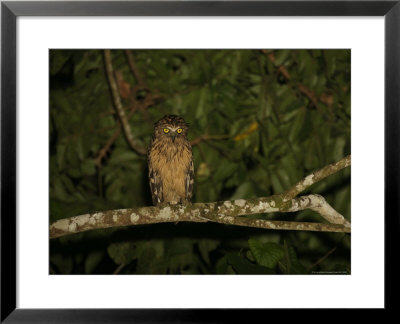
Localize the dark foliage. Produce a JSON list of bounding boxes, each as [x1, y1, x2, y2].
[[50, 49, 350, 274]]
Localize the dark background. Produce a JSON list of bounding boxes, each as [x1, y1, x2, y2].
[[49, 49, 350, 274]]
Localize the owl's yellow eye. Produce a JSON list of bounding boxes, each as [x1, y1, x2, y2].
[[177, 128, 183, 134], [163, 128, 169, 133]]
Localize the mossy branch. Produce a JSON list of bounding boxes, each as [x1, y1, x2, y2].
[[50, 156, 351, 239]]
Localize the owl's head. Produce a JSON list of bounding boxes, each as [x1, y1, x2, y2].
[[153, 115, 189, 142]]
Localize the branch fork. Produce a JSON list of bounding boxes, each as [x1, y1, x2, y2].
[[50, 155, 351, 239]]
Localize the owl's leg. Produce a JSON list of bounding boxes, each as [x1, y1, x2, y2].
[[156, 202, 170, 209], [179, 199, 192, 207], [157, 201, 183, 209]]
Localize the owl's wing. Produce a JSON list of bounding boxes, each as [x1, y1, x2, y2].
[[148, 163, 163, 206], [185, 159, 194, 201]]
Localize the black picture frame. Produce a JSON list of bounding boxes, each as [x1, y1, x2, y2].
[[1, 0, 398, 321]]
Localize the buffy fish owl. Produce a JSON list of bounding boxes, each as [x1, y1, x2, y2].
[[147, 115, 194, 205]]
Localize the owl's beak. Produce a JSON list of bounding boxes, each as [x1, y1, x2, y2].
[[171, 134, 176, 143]]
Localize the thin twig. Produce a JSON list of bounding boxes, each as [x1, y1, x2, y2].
[[95, 106, 139, 168], [124, 50, 146, 88], [95, 129, 121, 168], [95, 94, 163, 166], [103, 50, 147, 155], [113, 263, 125, 275], [308, 246, 338, 271], [283, 155, 351, 201], [262, 49, 321, 110], [307, 234, 348, 271], [190, 134, 231, 146]]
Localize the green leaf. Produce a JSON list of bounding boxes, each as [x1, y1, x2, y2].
[[50, 50, 72, 75], [289, 108, 306, 143], [214, 161, 238, 182], [107, 241, 138, 266], [226, 253, 274, 274], [50, 253, 74, 274], [280, 241, 308, 274], [248, 239, 284, 268], [198, 239, 219, 264], [109, 148, 138, 164], [216, 256, 235, 274], [333, 136, 346, 162], [56, 143, 67, 170], [270, 172, 285, 194], [195, 87, 209, 120], [230, 181, 256, 200], [85, 250, 104, 274], [274, 50, 291, 66], [165, 238, 194, 256], [81, 159, 96, 176]]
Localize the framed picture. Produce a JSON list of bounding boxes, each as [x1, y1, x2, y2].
[[1, 0, 397, 321]]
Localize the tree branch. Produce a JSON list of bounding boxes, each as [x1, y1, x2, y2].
[[262, 49, 331, 111], [50, 193, 350, 239], [104, 50, 147, 155], [124, 50, 146, 88], [190, 134, 231, 146], [50, 155, 351, 239], [95, 91, 163, 167], [283, 155, 351, 201], [95, 105, 138, 167]]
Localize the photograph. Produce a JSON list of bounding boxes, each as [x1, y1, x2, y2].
[[49, 49, 351, 275]]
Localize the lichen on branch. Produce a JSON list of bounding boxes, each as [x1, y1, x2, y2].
[[50, 156, 351, 239], [283, 155, 351, 201]]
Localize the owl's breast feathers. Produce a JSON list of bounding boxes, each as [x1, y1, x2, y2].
[[148, 137, 193, 205]]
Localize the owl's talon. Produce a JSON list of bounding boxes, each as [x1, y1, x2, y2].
[[180, 200, 192, 207], [156, 202, 170, 209]]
